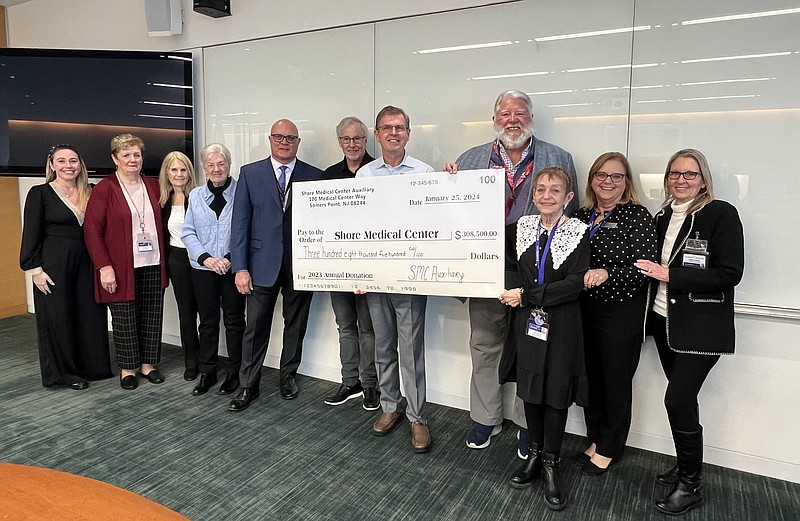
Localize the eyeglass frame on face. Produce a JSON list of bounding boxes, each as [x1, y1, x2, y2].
[[338, 136, 366, 144], [376, 125, 408, 133], [594, 171, 626, 183], [667, 170, 701, 180], [270, 133, 299, 144]]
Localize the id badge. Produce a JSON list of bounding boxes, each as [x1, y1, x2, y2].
[[682, 252, 707, 269], [526, 308, 549, 341], [137, 232, 154, 252]]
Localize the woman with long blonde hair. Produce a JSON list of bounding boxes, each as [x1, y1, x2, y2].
[[20, 144, 113, 389]]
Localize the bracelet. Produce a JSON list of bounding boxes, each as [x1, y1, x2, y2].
[[517, 288, 523, 303]]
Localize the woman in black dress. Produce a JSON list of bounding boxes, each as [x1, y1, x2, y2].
[[573, 152, 657, 474], [499, 166, 589, 511], [20, 144, 113, 389]]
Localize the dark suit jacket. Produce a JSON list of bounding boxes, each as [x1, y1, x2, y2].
[[649, 199, 744, 354], [230, 157, 323, 287]]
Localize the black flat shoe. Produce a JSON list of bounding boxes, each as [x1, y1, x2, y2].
[[183, 368, 198, 381], [139, 369, 165, 384], [120, 374, 138, 390], [69, 381, 89, 390], [573, 452, 591, 467], [280, 376, 299, 400]]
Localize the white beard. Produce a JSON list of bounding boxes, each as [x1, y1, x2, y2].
[[494, 124, 533, 149]]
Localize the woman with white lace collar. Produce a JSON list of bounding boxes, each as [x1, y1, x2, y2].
[[498, 166, 590, 511], [635, 149, 744, 515]]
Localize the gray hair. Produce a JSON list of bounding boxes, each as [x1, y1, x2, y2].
[[493, 90, 533, 114], [336, 116, 368, 137], [201, 143, 232, 165]]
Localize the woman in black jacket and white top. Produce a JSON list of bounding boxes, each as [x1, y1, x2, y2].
[[635, 149, 744, 516]]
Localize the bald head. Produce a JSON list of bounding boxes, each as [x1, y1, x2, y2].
[[269, 119, 300, 164]]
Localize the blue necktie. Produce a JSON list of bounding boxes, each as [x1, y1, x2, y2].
[[278, 165, 287, 193]]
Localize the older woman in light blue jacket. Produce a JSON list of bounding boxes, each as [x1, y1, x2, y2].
[[182, 143, 246, 396]]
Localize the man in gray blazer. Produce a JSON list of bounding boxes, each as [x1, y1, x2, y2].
[[444, 90, 579, 456]]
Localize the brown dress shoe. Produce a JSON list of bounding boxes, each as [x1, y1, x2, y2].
[[411, 421, 431, 453], [372, 410, 404, 436]]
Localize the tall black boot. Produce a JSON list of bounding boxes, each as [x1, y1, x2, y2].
[[509, 442, 542, 489], [656, 462, 679, 486], [655, 429, 704, 515], [542, 452, 568, 511]]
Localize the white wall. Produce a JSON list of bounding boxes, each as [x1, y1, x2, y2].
[[8, 0, 800, 484]]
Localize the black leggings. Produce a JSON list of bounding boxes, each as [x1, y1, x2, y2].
[[649, 312, 720, 431], [524, 402, 569, 454]]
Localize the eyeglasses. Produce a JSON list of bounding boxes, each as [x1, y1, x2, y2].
[[667, 170, 701, 180], [377, 125, 408, 133], [48, 143, 75, 159], [594, 172, 625, 183], [338, 136, 366, 144], [271, 134, 299, 144]]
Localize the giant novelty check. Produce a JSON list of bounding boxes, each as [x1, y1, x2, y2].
[[292, 169, 505, 298]]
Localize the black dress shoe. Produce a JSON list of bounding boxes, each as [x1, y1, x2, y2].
[[120, 374, 138, 390], [184, 368, 199, 381], [218, 373, 240, 395], [228, 387, 260, 412], [280, 376, 299, 400], [69, 381, 89, 390], [192, 372, 218, 396], [139, 368, 165, 384]]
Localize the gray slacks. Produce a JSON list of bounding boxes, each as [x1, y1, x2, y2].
[[330, 292, 377, 388], [366, 293, 427, 423], [468, 297, 526, 427]]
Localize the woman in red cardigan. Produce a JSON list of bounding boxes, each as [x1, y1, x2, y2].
[[84, 134, 168, 390]]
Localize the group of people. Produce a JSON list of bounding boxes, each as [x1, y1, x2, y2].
[[20, 90, 744, 515]]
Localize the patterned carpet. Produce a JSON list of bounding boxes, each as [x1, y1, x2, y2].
[[0, 314, 797, 521]]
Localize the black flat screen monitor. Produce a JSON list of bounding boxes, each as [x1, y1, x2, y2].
[[0, 48, 193, 176]]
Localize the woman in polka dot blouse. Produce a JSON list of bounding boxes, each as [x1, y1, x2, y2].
[[572, 152, 657, 475]]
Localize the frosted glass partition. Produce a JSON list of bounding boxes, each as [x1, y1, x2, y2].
[[202, 24, 376, 172], [374, 0, 635, 176], [203, 0, 800, 311], [629, 0, 800, 309]]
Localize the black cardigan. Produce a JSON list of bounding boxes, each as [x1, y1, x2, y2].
[[649, 199, 745, 355], [160, 189, 190, 278]]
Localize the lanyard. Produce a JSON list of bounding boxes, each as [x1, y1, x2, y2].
[[535, 217, 561, 285], [588, 207, 615, 238], [494, 142, 534, 216], [117, 174, 147, 232]]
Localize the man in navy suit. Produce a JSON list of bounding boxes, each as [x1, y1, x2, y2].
[[228, 118, 323, 411]]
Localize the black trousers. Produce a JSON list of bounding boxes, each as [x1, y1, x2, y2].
[[109, 265, 164, 370], [192, 268, 246, 374], [582, 293, 646, 458], [167, 247, 200, 371], [238, 264, 313, 389], [649, 312, 720, 432]]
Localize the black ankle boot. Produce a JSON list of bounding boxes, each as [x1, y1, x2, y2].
[[509, 442, 542, 489], [655, 429, 704, 515], [542, 452, 567, 511], [656, 462, 679, 486]]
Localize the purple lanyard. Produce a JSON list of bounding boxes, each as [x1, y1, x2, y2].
[[535, 218, 561, 285], [588, 208, 614, 238]]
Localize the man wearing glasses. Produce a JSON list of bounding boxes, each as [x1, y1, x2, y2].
[[229, 118, 323, 412], [355, 106, 434, 453], [321, 117, 380, 411], [444, 90, 578, 455]]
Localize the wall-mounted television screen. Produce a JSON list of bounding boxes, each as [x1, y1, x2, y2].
[[0, 48, 193, 176]]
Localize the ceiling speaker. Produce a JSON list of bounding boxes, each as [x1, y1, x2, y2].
[[145, 0, 182, 36]]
